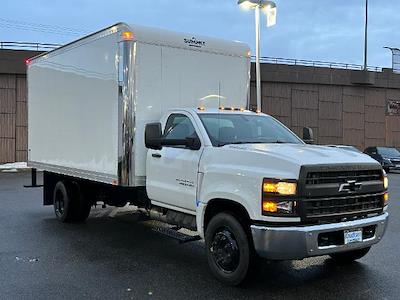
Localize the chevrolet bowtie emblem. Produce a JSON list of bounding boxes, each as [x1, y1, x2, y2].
[[339, 180, 362, 193]]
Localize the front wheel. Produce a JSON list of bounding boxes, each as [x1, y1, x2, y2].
[[205, 212, 254, 286], [329, 247, 371, 263]]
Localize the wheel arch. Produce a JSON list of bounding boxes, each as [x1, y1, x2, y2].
[[203, 198, 252, 233]]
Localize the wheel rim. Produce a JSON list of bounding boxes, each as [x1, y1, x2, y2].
[[54, 189, 65, 218], [210, 227, 240, 273]]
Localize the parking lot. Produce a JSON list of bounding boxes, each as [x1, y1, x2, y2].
[[0, 171, 399, 299]]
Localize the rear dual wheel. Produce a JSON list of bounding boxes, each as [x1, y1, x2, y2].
[[53, 180, 91, 223]]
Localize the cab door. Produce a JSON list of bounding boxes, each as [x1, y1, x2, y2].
[[146, 113, 203, 212]]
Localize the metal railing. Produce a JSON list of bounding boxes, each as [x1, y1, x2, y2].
[[255, 56, 382, 72], [0, 42, 384, 72], [0, 42, 60, 51]]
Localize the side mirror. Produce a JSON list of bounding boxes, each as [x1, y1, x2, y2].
[[186, 134, 201, 150], [303, 127, 314, 144], [145, 123, 162, 150]]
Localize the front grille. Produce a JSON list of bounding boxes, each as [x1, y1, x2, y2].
[[299, 165, 385, 223], [304, 193, 384, 219], [306, 169, 382, 185]]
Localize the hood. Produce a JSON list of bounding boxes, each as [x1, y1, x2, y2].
[[224, 143, 379, 167]]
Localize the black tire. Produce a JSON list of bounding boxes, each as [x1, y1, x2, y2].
[[329, 247, 371, 263], [205, 212, 254, 286], [53, 180, 91, 223], [53, 181, 75, 223], [71, 182, 91, 222]]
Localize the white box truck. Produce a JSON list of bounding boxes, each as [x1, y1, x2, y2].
[[27, 23, 389, 285]]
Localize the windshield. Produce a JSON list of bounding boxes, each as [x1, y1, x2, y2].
[[377, 147, 400, 157], [198, 113, 303, 146]]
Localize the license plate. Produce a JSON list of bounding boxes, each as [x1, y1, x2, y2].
[[344, 229, 363, 244]]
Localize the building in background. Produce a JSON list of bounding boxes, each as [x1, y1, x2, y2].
[[0, 47, 43, 163], [1, 46, 400, 163], [249, 59, 400, 150]]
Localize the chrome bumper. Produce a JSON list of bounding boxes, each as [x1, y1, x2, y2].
[[251, 213, 389, 260]]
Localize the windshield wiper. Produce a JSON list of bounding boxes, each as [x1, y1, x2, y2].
[[271, 140, 288, 144], [218, 141, 269, 146]]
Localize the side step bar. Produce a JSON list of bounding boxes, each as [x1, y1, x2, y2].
[[153, 226, 201, 244]]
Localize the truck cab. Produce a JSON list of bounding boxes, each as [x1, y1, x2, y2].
[[145, 108, 389, 285]]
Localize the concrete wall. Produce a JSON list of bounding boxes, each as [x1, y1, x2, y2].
[[250, 64, 400, 150], [1, 48, 400, 163]]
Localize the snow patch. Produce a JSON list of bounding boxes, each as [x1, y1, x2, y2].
[[0, 162, 28, 170]]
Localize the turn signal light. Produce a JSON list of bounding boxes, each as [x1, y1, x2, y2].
[[262, 201, 278, 213], [384, 192, 389, 204]]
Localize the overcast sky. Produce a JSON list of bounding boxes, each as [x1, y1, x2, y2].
[[1, 0, 399, 68]]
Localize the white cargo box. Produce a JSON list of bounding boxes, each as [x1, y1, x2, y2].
[[27, 23, 250, 186]]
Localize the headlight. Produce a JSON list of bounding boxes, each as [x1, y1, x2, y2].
[[262, 179, 297, 216], [383, 176, 389, 189], [262, 180, 297, 195]]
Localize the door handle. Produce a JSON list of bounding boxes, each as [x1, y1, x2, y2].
[[152, 153, 162, 158]]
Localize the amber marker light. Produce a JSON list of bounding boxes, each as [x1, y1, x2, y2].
[[122, 31, 134, 41], [384, 192, 389, 204]]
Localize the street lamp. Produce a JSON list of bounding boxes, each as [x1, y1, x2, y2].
[[364, 0, 368, 70], [238, 0, 277, 112]]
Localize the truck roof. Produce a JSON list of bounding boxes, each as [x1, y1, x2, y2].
[[29, 22, 251, 63]]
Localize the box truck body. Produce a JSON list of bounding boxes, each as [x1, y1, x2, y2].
[[28, 23, 250, 186]]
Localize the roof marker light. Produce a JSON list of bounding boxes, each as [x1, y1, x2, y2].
[[122, 31, 134, 41]]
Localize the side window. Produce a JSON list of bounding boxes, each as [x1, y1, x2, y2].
[[164, 114, 196, 143]]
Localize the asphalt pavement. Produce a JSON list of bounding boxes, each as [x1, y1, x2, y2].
[[0, 171, 399, 300]]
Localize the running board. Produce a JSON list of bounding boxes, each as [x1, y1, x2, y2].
[[152, 227, 201, 244]]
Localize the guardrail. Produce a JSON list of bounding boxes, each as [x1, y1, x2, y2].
[[0, 43, 385, 72], [0, 42, 60, 51], [255, 56, 383, 72]]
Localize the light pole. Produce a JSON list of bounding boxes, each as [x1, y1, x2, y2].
[[364, 0, 368, 70], [238, 0, 277, 112]]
